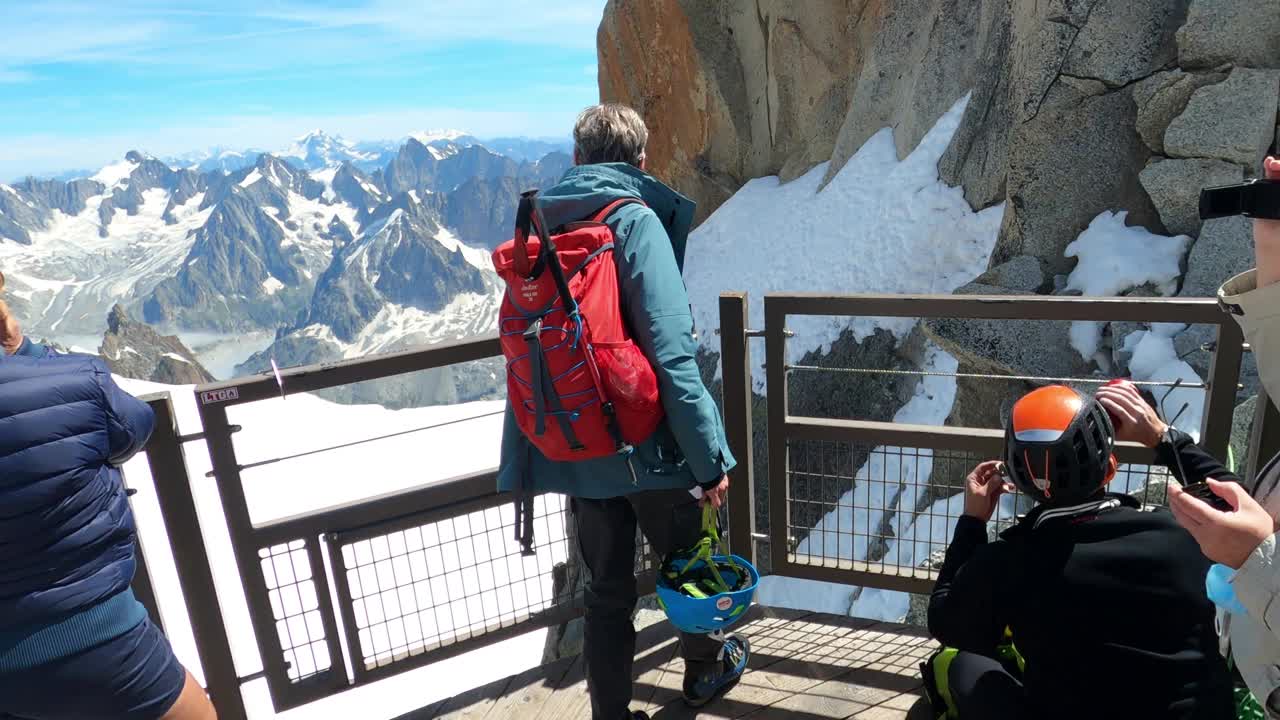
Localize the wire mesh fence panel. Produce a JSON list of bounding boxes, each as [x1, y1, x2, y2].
[[785, 438, 1189, 585], [334, 493, 658, 675], [337, 494, 571, 672], [259, 539, 331, 682], [1110, 462, 1177, 507], [786, 440, 993, 577]]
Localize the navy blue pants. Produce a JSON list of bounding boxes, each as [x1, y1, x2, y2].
[[0, 618, 186, 720]]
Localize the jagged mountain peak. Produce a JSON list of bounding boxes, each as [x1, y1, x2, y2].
[[280, 130, 381, 172], [99, 304, 216, 385], [228, 154, 324, 202], [407, 129, 473, 145], [287, 129, 350, 154]]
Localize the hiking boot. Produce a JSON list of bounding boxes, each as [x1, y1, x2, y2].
[[682, 634, 750, 708]]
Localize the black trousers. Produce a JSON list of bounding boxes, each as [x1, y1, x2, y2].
[[573, 488, 725, 720], [948, 651, 1028, 720]]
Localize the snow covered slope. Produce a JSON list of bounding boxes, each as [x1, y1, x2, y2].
[[280, 130, 385, 173], [684, 94, 1004, 385], [756, 343, 966, 618], [0, 185, 212, 337]]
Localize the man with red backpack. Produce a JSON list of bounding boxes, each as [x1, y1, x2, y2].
[[495, 104, 744, 720]]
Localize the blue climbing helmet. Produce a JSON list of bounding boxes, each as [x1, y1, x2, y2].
[[656, 503, 759, 634]]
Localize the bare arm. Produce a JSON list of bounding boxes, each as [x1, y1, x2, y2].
[[1256, 156, 1280, 287]]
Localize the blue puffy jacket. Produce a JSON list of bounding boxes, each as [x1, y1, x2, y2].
[[0, 340, 156, 669]]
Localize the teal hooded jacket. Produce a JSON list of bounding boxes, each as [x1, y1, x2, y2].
[[496, 163, 736, 499]]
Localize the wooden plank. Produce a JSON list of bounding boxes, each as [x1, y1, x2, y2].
[[533, 655, 590, 720], [432, 673, 514, 720], [426, 609, 933, 720], [879, 691, 926, 712], [851, 705, 912, 719], [761, 691, 871, 718], [484, 656, 576, 719], [390, 697, 448, 720], [632, 634, 682, 712], [801, 677, 903, 709]]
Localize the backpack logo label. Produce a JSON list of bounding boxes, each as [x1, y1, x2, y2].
[[716, 596, 733, 611], [200, 388, 240, 405]]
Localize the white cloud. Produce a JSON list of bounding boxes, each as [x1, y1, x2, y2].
[[254, 0, 604, 49], [583, 64, 598, 76], [0, 1, 606, 79]]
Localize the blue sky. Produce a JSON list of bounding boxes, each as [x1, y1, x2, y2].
[[0, 0, 606, 179]]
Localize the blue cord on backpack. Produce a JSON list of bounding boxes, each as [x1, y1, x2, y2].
[[1206, 563, 1248, 615]]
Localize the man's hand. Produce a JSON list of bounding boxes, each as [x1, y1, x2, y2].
[[1257, 156, 1280, 287], [701, 475, 729, 509], [1097, 381, 1166, 448], [963, 460, 1014, 522], [1169, 479, 1278, 569]]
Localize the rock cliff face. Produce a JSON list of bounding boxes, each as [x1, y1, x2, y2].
[[596, 0, 1277, 624], [599, 0, 1278, 287], [600, 0, 1277, 396], [99, 305, 216, 385]]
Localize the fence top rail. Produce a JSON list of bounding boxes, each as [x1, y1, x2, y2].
[[193, 334, 501, 407], [784, 416, 1167, 464], [763, 293, 1226, 324], [251, 468, 500, 544]]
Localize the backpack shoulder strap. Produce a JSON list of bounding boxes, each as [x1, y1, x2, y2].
[[589, 197, 647, 224]]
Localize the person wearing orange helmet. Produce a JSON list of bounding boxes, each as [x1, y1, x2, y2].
[[925, 385, 1233, 720]]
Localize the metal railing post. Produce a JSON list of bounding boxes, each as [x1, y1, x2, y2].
[[140, 394, 248, 720], [128, 528, 164, 635], [196, 396, 349, 711], [1249, 386, 1280, 486], [719, 293, 756, 564], [764, 297, 791, 574], [1203, 319, 1245, 459]]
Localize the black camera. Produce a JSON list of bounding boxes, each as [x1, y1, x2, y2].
[[1199, 178, 1280, 220]]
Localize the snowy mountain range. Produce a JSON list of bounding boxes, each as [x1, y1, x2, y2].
[[158, 130, 570, 176], [0, 132, 572, 404]]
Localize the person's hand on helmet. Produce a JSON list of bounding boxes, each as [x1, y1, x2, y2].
[[1097, 381, 1166, 448], [963, 460, 1014, 522], [1170, 479, 1278, 570], [700, 474, 730, 509]]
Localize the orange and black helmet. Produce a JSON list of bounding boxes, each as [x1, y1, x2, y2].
[[1003, 385, 1118, 506]]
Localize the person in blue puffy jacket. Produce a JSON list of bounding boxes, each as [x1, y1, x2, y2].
[[0, 281, 216, 720]]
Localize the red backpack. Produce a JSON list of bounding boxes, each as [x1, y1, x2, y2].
[[492, 190, 664, 475]]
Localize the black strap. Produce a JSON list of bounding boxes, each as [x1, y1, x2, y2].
[[568, 243, 614, 279], [518, 190, 578, 320], [524, 318, 548, 437], [515, 493, 536, 556], [522, 317, 584, 451], [512, 194, 544, 279]]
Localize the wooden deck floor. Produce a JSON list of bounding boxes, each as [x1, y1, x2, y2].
[[403, 607, 936, 719]]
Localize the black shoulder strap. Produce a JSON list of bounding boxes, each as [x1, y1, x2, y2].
[[516, 190, 578, 318]]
